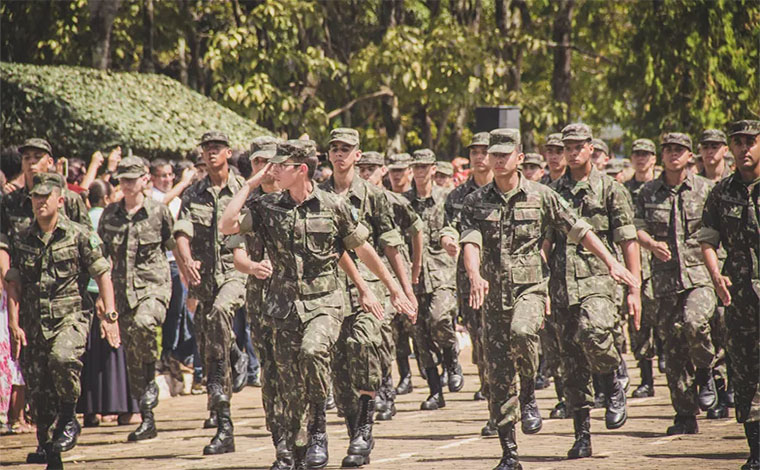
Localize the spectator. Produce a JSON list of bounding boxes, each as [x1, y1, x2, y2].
[[1, 146, 23, 194]]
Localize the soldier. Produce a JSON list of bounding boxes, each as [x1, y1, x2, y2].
[[434, 161, 455, 189], [357, 150, 424, 421], [98, 157, 176, 442], [539, 133, 566, 185], [220, 140, 415, 470], [699, 129, 731, 182], [625, 139, 660, 399], [173, 131, 247, 455], [521, 153, 545, 182], [443, 131, 496, 433], [5, 173, 119, 469], [699, 120, 760, 470], [320, 128, 417, 467], [547, 123, 641, 459], [635, 132, 719, 435], [387, 153, 414, 193], [404, 148, 462, 410], [591, 138, 610, 171], [460, 129, 639, 470]]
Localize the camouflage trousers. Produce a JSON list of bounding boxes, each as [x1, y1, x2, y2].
[[555, 295, 622, 412], [377, 295, 395, 377], [483, 293, 545, 428], [724, 282, 760, 424], [709, 305, 729, 385], [121, 297, 166, 400], [627, 292, 660, 361], [460, 292, 488, 397], [392, 312, 415, 366], [194, 279, 245, 409], [657, 286, 717, 415], [21, 318, 89, 433], [414, 287, 458, 369], [249, 306, 285, 439], [539, 313, 563, 394], [272, 307, 342, 449]]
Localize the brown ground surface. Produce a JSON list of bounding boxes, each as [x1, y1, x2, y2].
[[0, 347, 746, 470]]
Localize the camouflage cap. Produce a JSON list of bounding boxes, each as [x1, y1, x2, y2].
[[592, 138, 609, 155], [30, 172, 65, 196], [605, 158, 625, 176], [631, 138, 656, 154], [699, 129, 727, 145], [467, 132, 490, 148], [523, 153, 545, 168], [250, 136, 280, 160], [19, 137, 52, 155], [270, 140, 316, 164], [199, 130, 230, 146], [328, 128, 360, 147], [561, 123, 592, 142], [387, 153, 412, 169], [411, 148, 436, 165], [728, 120, 760, 137], [661, 132, 692, 151], [488, 128, 520, 154], [545, 133, 564, 148], [358, 151, 384, 166], [115, 156, 147, 179], [435, 161, 454, 176]]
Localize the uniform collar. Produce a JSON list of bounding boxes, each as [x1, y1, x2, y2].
[[653, 171, 695, 193], [31, 213, 70, 241], [558, 166, 603, 196], [199, 171, 242, 195], [487, 172, 528, 203]]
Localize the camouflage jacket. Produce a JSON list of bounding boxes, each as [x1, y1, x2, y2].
[[625, 177, 653, 295], [634, 173, 714, 297], [174, 173, 247, 301], [384, 188, 423, 271], [403, 184, 459, 293], [6, 215, 110, 339], [460, 174, 590, 309], [548, 166, 637, 305], [98, 197, 175, 312], [0, 185, 90, 252], [238, 185, 369, 322], [698, 172, 760, 291]]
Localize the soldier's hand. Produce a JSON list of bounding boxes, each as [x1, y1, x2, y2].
[[107, 146, 122, 172], [391, 290, 417, 324], [712, 274, 732, 306], [627, 289, 642, 331], [100, 319, 121, 349], [544, 296, 551, 317], [186, 258, 202, 286], [469, 274, 489, 310], [9, 325, 26, 360], [403, 286, 419, 312], [441, 236, 458, 258], [652, 241, 671, 262], [608, 260, 640, 290], [180, 167, 197, 185], [251, 259, 273, 279], [359, 288, 384, 321]]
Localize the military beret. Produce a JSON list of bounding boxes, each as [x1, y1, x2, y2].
[[592, 138, 609, 155], [250, 136, 280, 160], [30, 172, 65, 196], [728, 120, 760, 137], [19, 137, 52, 155], [488, 128, 520, 154], [411, 149, 436, 165], [661, 132, 692, 151], [545, 133, 564, 148], [523, 153, 545, 168], [435, 161, 454, 176], [561, 123, 592, 142], [358, 151, 384, 166], [468, 132, 490, 148], [199, 130, 230, 146], [387, 153, 412, 169], [699, 129, 727, 145], [631, 138, 656, 154], [115, 156, 147, 179], [328, 128, 360, 147]]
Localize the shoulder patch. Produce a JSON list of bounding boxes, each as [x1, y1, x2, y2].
[[89, 233, 102, 249]]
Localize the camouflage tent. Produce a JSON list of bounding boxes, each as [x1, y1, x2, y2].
[[1, 62, 269, 160]]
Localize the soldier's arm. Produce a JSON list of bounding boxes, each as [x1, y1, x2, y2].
[[395, 199, 424, 284], [220, 164, 271, 235], [337, 252, 384, 320], [376, 193, 416, 307], [355, 242, 416, 322], [698, 188, 731, 305], [458, 198, 488, 309], [608, 182, 641, 286], [5, 278, 25, 359], [173, 197, 200, 286]]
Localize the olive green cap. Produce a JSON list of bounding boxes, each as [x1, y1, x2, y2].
[[488, 128, 520, 154], [661, 132, 692, 151], [605, 158, 625, 176], [523, 153, 545, 168], [699, 129, 727, 145], [631, 138, 656, 154], [270, 140, 316, 164], [592, 138, 609, 155], [328, 128, 360, 147], [115, 156, 147, 179], [562, 123, 592, 142], [545, 133, 564, 148], [435, 161, 454, 176], [30, 172, 65, 196], [411, 149, 436, 165], [199, 130, 230, 146], [250, 136, 280, 160], [728, 120, 760, 137], [467, 132, 490, 148], [19, 137, 52, 155], [387, 153, 412, 169], [358, 151, 384, 166]]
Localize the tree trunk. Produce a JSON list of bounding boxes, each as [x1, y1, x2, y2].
[[88, 0, 122, 70], [552, 0, 574, 126], [382, 92, 404, 154], [140, 0, 155, 73], [178, 37, 188, 86]]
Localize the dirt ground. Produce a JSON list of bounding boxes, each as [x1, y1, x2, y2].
[[0, 347, 747, 470]]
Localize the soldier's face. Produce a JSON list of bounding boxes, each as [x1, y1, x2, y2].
[[591, 150, 609, 170], [730, 134, 760, 172], [32, 190, 63, 219], [700, 142, 726, 167], [544, 146, 566, 172], [22, 150, 52, 180], [272, 161, 303, 189], [120, 175, 147, 198], [201, 142, 230, 171], [389, 168, 410, 190], [469, 146, 489, 172], [412, 164, 435, 186], [328, 142, 360, 173], [564, 141, 593, 170], [434, 173, 452, 188], [358, 164, 385, 186], [631, 151, 655, 172], [489, 151, 522, 177], [522, 164, 544, 181], [662, 144, 691, 172]]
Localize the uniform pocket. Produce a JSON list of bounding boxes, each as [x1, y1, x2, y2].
[[51, 246, 78, 278], [305, 215, 333, 253]]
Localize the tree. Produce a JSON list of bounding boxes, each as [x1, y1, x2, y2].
[[88, 0, 122, 70]]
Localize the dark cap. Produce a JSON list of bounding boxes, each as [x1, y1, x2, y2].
[[199, 130, 230, 146], [411, 149, 436, 165], [115, 156, 147, 179], [631, 138, 656, 154], [358, 151, 384, 166], [30, 172, 65, 196], [488, 128, 520, 154], [562, 123, 593, 142], [468, 132, 490, 148], [728, 120, 760, 137], [250, 136, 280, 160], [19, 137, 52, 155], [605, 159, 625, 176], [592, 138, 609, 155], [545, 133, 564, 148], [387, 153, 412, 169], [328, 128, 360, 147], [699, 129, 727, 145], [270, 140, 316, 164], [661, 132, 692, 151], [523, 153, 545, 168], [435, 161, 454, 176]]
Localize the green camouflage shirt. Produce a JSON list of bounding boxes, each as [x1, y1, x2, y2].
[[98, 197, 175, 312], [384, 188, 423, 267], [625, 177, 653, 291]]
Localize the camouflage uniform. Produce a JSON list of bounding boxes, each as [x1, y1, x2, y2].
[[635, 169, 717, 416]]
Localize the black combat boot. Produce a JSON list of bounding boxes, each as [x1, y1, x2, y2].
[[534, 355, 549, 390], [443, 347, 464, 392], [474, 388, 487, 401], [592, 374, 606, 408], [129, 366, 159, 442], [493, 424, 522, 470], [292, 445, 307, 470], [44, 442, 63, 470], [632, 359, 655, 398], [203, 403, 235, 454], [519, 375, 542, 434], [27, 426, 49, 463], [342, 395, 375, 467], [395, 354, 413, 394], [617, 359, 630, 392], [707, 377, 730, 419], [51, 402, 81, 453], [726, 381, 736, 407], [326, 391, 336, 411], [666, 414, 698, 435], [550, 380, 568, 419], [695, 368, 717, 411], [230, 342, 249, 393], [421, 367, 446, 410], [567, 409, 592, 459], [602, 371, 627, 429], [203, 410, 218, 429], [305, 402, 329, 469], [481, 418, 498, 436], [376, 375, 396, 421], [271, 432, 294, 470], [742, 421, 760, 470]]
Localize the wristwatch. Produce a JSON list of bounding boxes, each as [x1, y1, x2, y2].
[[103, 311, 119, 322]]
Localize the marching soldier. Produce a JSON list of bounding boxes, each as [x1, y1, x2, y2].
[[540, 133, 566, 185]]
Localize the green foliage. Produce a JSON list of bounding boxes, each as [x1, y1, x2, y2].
[[0, 62, 268, 159]]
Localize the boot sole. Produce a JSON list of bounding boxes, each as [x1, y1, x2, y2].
[[203, 443, 235, 455], [567, 449, 592, 459], [605, 411, 628, 430], [341, 454, 370, 467], [522, 420, 543, 434], [128, 430, 158, 441]]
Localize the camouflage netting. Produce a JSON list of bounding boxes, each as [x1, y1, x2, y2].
[[1, 62, 269, 160]]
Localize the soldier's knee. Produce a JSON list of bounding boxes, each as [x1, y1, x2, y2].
[[132, 312, 159, 332], [300, 342, 329, 365]]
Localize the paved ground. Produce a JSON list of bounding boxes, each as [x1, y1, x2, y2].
[[1, 347, 747, 470]]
